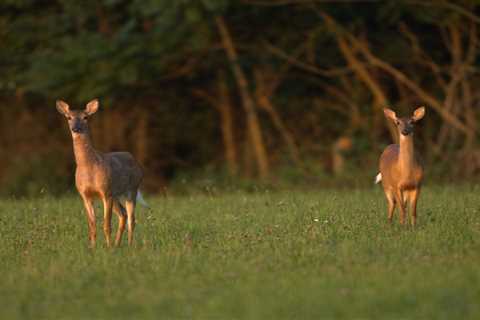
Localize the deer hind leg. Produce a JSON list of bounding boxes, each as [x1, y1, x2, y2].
[[81, 194, 96, 248], [385, 190, 396, 223], [394, 189, 407, 225], [112, 199, 127, 247], [102, 196, 113, 248], [125, 191, 138, 246]]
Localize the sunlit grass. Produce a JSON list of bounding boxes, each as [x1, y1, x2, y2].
[[1, 186, 479, 319]]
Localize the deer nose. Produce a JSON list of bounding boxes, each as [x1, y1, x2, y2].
[[72, 125, 83, 133]]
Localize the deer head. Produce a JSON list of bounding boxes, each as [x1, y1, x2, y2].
[[384, 107, 425, 136], [56, 99, 99, 134]]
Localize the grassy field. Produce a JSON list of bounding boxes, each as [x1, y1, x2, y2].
[[1, 185, 480, 319]]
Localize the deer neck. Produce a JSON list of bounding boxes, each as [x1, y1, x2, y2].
[[72, 131, 99, 168], [399, 134, 415, 174]]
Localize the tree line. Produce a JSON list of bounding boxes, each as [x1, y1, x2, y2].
[[1, 0, 479, 195]]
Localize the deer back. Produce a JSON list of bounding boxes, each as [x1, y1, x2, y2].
[[104, 152, 143, 197]]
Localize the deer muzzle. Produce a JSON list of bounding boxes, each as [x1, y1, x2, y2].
[[71, 120, 85, 133]]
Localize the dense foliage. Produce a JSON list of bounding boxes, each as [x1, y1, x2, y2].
[[1, 0, 480, 194]]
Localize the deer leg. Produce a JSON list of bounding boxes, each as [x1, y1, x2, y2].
[[102, 196, 113, 248], [81, 194, 96, 248], [125, 191, 137, 246], [395, 190, 407, 225], [385, 190, 396, 223], [409, 189, 420, 227], [112, 199, 127, 247]]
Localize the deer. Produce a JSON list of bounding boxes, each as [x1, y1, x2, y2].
[[56, 99, 147, 247], [375, 107, 425, 227]]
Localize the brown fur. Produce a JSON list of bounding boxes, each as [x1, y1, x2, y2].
[[57, 99, 143, 247], [379, 107, 425, 226]]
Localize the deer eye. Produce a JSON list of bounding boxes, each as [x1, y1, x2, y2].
[[67, 116, 72, 120], [395, 120, 400, 125]]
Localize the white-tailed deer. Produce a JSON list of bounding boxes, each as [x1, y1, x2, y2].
[[57, 99, 146, 247], [376, 107, 425, 226]]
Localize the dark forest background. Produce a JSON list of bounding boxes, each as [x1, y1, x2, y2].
[[1, 0, 480, 196]]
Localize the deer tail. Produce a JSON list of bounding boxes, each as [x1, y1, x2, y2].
[[136, 190, 150, 208], [375, 173, 382, 184]]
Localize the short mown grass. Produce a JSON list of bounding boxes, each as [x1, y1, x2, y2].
[[1, 185, 479, 319]]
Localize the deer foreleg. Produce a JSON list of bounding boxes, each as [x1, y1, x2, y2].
[[81, 195, 96, 248], [409, 189, 420, 227], [102, 196, 113, 248], [395, 190, 407, 225]]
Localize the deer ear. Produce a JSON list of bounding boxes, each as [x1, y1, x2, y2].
[[56, 100, 70, 116], [383, 108, 397, 121], [412, 106, 425, 122], [85, 99, 99, 116]]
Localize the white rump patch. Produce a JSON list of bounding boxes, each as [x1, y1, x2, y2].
[[136, 191, 150, 208], [375, 173, 382, 184]]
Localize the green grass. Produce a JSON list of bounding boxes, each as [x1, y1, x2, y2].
[[1, 186, 480, 319]]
